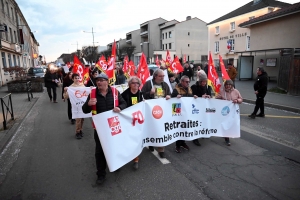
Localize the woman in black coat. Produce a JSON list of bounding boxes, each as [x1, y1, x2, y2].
[[44, 64, 59, 103], [63, 72, 74, 124]]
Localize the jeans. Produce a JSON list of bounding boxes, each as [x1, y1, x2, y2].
[[252, 94, 265, 115], [67, 99, 72, 120], [47, 86, 57, 101], [94, 130, 107, 177]]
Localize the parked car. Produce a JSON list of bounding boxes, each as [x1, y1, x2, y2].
[[148, 64, 159, 74], [27, 67, 45, 79]]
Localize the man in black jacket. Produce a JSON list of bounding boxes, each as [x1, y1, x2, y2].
[[248, 67, 268, 118], [182, 63, 193, 80], [82, 73, 127, 185]]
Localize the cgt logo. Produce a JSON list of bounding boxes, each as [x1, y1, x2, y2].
[[152, 105, 163, 119], [172, 103, 182, 116], [107, 116, 122, 136], [132, 110, 144, 126]]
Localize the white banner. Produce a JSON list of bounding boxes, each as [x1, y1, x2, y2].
[[68, 87, 92, 119], [92, 97, 240, 172], [113, 84, 128, 93]]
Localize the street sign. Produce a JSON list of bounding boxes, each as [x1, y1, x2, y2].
[[0, 25, 8, 32]]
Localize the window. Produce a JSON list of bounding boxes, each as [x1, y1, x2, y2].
[[9, 27, 13, 42], [165, 44, 167, 50], [188, 56, 190, 61], [201, 55, 208, 62], [8, 53, 12, 67], [188, 44, 190, 47], [215, 26, 219, 34], [6, 1, 9, 17], [169, 43, 171, 49], [13, 55, 16, 66], [17, 56, 20, 66], [169, 31, 172, 38], [246, 36, 250, 50], [165, 33, 167, 39], [1, 0, 4, 11], [162, 33, 164, 39], [11, 7, 13, 20], [229, 39, 235, 51], [1, 52, 6, 68], [188, 32, 190, 36], [14, 30, 17, 43], [162, 43, 164, 50], [215, 41, 219, 53], [249, 16, 255, 20], [230, 22, 235, 31]]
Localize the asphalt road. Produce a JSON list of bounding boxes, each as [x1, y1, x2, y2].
[[0, 88, 300, 200]]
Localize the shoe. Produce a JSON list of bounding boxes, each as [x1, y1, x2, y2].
[[75, 133, 82, 139], [248, 114, 255, 119], [226, 141, 231, 146], [96, 176, 105, 185], [158, 152, 165, 158], [50, 99, 52, 102], [193, 139, 201, 146], [256, 113, 265, 117], [175, 146, 181, 153], [80, 130, 84, 137], [181, 143, 190, 150], [71, 119, 75, 124], [148, 146, 154, 152], [133, 162, 139, 170], [53, 101, 58, 103]]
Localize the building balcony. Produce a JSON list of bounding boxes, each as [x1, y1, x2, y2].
[[140, 31, 148, 37], [126, 39, 132, 43]]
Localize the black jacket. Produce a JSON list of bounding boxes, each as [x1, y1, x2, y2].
[[254, 71, 268, 97], [191, 82, 212, 97], [171, 83, 193, 97], [86, 78, 97, 87], [44, 72, 58, 88], [182, 66, 193, 79], [121, 88, 144, 108], [141, 79, 171, 99], [82, 86, 127, 114]]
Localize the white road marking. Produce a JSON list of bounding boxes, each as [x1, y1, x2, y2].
[[147, 147, 171, 164]]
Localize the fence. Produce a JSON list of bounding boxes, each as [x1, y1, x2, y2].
[[0, 93, 14, 130]]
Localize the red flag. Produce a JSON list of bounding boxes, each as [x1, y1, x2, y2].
[[165, 50, 172, 67], [73, 55, 85, 82], [183, 54, 186, 63], [128, 61, 136, 77], [96, 55, 108, 74], [155, 55, 160, 67], [207, 52, 221, 94], [82, 67, 90, 85], [107, 40, 116, 85], [137, 53, 150, 88], [219, 55, 230, 81], [169, 56, 184, 74], [66, 62, 71, 68], [123, 56, 130, 79]]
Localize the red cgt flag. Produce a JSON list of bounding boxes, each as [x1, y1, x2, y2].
[[165, 50, 172, 67], [207, 52, 221, 94], [96, 55, 108, 74], [107, 40, 116, 85], [137, 53, 150, 88], [73, 55, 85, 82], [219, 55, 231, 82], [155, 55, 160, 67], [128, 61, 136, 77], [169, 56, 184, 74], [123, 55, 130, 79]]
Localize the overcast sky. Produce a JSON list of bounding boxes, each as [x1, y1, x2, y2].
[[16, 0, 299, 62]]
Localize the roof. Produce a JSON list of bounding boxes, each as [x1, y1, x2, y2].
[[140, 17, 167, 26], [159, 19, 179, 30], [239, 2, 300, 27], [207, 0, 291, 25]]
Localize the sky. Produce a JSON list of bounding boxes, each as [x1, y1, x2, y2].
[[16, 0, 299, 62]]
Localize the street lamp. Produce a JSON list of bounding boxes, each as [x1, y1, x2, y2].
[[71, 41, 80, 57], [82, 27, 96, 47]]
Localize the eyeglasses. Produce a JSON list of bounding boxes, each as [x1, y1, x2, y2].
[[158, 75, 165, 78], [96, 79, 107, 82], [131, 82, 139, 85], [184, 81, 190, 83]]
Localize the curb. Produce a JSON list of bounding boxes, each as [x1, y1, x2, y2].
[[243, 98, 300, 114]]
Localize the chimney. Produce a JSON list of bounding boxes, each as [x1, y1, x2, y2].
[[186, 16, 191, 20]]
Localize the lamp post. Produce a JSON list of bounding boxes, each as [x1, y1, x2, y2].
[[71, 41, 79, 57], [83, 28, 98, 63]]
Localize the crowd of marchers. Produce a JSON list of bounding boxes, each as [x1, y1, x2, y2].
[[43, 61, 268, 185]]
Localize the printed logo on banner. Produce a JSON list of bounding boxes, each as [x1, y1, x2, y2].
[[192, 104, 199, 114], [206, 108, 216, 113], [172, 103, 182, 116], [132, 110, 144, 126], [107, 116, 122, 136], [152, 105, 163, 119], [221, 106, 230, 116]]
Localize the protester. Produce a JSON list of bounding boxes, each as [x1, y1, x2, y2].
[[141, 69, 171, 158], [86, 69, 99, 87], [196, 65, 207, 81], [248, 67, 268, 119], [215, 79, 243, 146], [191, 73, 212, 146], [203, 62, 208, 75], [121, 76, 144, 170], [227, 64, 238, 87], [82, 73, 127, 185], [171, 75, 197, 153], [190, 61, 195, 81], [116, 68, 126, 85], [44, 63, 59, 103], [63, 73, 85, 139], [63, 72, 75, 124], [182, 62, 193, 80], [168, 73, 179, 90]]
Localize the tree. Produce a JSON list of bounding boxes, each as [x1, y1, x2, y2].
[[119, 45, 136, 61], [101, 49, 112, 61], [81, 46, 98, 64]]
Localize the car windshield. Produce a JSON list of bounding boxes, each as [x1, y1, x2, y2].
[[32, 68, 44, 73]]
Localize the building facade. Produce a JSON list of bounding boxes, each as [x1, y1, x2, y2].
[[207, 0, 291, 70], [0, 0, 39, 85]]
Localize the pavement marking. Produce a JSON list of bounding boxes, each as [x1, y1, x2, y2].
[[147, 147, 171, 164], [240, 114, 300, 119]]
